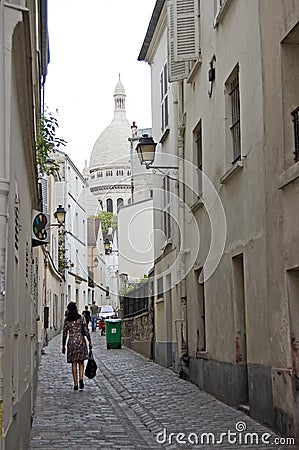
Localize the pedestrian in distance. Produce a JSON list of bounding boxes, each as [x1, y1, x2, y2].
[[82, 305, 91, 328], [62, 301, 92, 390], [98, 318, 105, 336], [90, 300, 99, 332]]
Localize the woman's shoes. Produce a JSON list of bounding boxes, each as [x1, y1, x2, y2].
[[73, 380, 84, 390]]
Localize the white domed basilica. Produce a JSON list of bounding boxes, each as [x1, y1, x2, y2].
[[85, 76, 132, 216]]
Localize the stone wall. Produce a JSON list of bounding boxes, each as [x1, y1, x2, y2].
[[121, 303, 154, 360]]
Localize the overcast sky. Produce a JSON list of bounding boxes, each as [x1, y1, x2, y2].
[[45, 0, 156, 172]]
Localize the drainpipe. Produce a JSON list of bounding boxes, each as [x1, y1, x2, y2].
[[174, 80, 188, 370]]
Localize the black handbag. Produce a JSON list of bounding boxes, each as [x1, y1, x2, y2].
[[85, 350, 97, 379]]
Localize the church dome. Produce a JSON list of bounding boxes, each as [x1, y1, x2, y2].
[[89, 76, 131, 170]]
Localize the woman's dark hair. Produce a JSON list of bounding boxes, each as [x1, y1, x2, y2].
[[66, 301, 81, 321]]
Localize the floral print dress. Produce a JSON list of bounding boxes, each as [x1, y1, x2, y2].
[[62, 317, 91, 363]]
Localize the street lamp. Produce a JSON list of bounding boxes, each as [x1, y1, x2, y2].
[[135, 134, 157, 167], [135, 134, 178, 172], [53, 205, 66, 226], [128, 121, 139, 204], [104, 238, 112, 255]]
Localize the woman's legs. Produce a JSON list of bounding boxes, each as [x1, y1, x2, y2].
[[79, 361, 84, 380], [71, 362, 78, 387], [79, 361, 84, 389]]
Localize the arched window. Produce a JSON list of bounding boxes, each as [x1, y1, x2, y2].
[[117, 198, 124, 212], [106, 198, 113, 213]]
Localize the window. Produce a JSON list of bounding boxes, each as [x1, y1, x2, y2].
[[281, 27, 299, 168], [106, 198, 113, 213], [106, 170, 113, 177], [127, 169, 130, 176], [157, 277, 164, 299], [116, 169, 124, 176], [225, 65, 241, 164], [97, 171, 103, 178], [292, 106, 299, 161], [163, 176, 171, 240], [117, 198, 124, 212], [160, 63, 169, 133]]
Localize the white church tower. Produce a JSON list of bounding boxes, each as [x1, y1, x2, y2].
[[85, 76, 132, 217]]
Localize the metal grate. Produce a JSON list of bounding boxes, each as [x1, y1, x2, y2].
[[292, 106, 299, 161], [229, 73, 241, 163]]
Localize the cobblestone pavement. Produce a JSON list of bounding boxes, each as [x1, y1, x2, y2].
[[29, 332, 297, 450]]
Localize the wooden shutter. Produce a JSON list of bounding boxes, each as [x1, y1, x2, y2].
[[167, 0, 189, 82], [173, 0, 199, 62], [40, 177, 48, 213]]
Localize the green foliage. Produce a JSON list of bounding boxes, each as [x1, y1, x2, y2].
[[96, 211, 116, 235], [119, 284, 137, 296], [119, 276, 149, 296], [36, 111, 67, 175]]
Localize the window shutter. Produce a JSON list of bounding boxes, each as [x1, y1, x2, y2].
[[167, 0, 189, 82], [174, 0, 199, 62], [40, 177, 48, 213]]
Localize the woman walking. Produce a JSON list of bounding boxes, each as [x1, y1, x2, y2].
[[62, 301, 92, 390]]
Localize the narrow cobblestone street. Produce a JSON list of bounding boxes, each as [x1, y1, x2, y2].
[[29, 333, 296, 450]]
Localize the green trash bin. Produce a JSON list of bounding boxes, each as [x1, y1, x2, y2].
[[105, 319, 122, 349]]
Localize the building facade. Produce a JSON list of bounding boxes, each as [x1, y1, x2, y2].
[[87, 217, 106, 307], [54, 151, 88, 314], [37, 175, 64, 348], [0, 1, 49, 448], [139, 0, 299, 438]]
